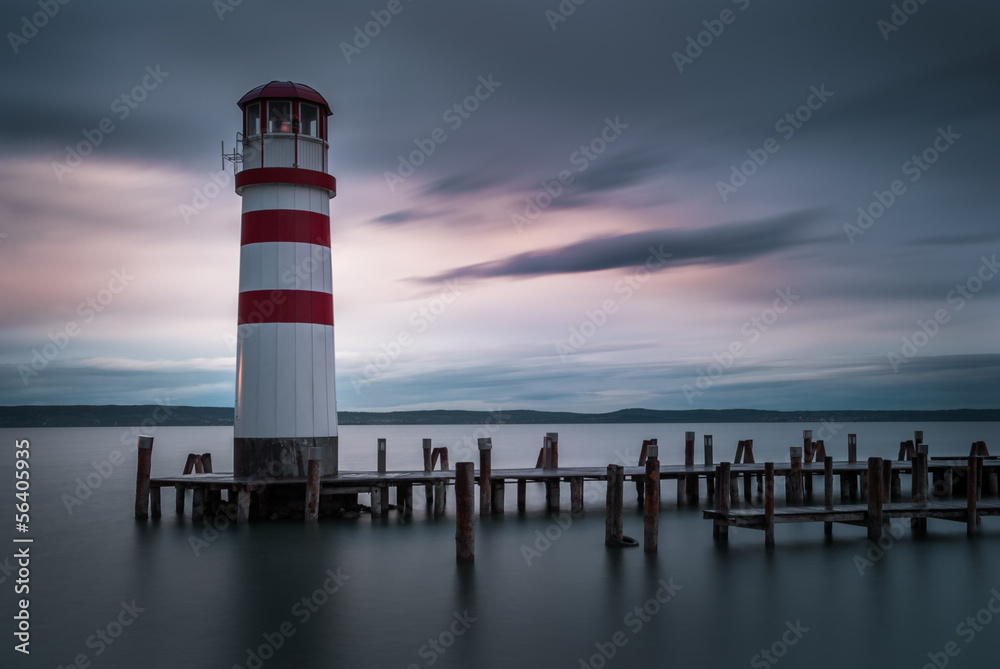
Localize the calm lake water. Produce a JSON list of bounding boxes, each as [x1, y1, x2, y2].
[[2, 422, 999, 668]]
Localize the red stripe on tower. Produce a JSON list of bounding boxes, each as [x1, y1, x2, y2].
[[237, 290, 334, 326], [241, 210, 331, 246]]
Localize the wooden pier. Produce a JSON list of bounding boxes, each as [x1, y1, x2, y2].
[[135, 431, 999, 559]]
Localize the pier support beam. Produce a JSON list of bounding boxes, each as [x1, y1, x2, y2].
[[823, 456, 834, 539], [867, 457, 883, 542], [605, 464, 624, 547], [433, 480, 446, 516], [517, 479, 526, 513], [423, 438, 434, 511], [456, 462, 475, 564], [644, 455, 660, 553], [398, 482, 413, 518], [715, 462, 730, 542], [492, 479, 505, 515], [704, 436, 715, 500], [912, 447, 928, 534], [478, 438, 492, 516], [788, 447, 803, 505], [134, 435, 154, 520], [570, 477, 584, 515], [684, 431, 698, 505], [764, 463, 775, 548], [803, 430, 814, 500], [237, 488, 251, 523], [968, 455, 979, 537]]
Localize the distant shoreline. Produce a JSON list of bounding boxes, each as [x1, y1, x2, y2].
[[1, 405, 998, 428]]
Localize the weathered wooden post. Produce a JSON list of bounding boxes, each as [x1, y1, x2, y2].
[[867, 457, 883, 542], [764, 462, 775, 548], [456, 462, 475, 563], [201, 452, 221, 515], [545, 434, 560, 514], [492, 479, 505, 515], [715, 462, 730, 542], [803, 430, 814, 499], [423, 438, 434, 510], [788, 447, 803, 505], [644, 448, 660, 554], [134, 435, 154, 520], [192, 487, 206, 523], [237, 488, 251, 523], [848, 433, 859, 501], [570, 477, 584, 514], [377, 438, 387, 474], [398, 482, 413, 518], [478, 438, 492, 516], [517, 479, 527, 513], [824, 456, 834, 539], [433, 479, 446, 516], [912, 445, 928, 534], [150, 486, 161, 519], [704, 435, 715, 499], [967, 455, 978, 537], [605, 464, 624, 547], [305, 447, 322, 522], [914, 430, 924, 446], [684, 431, 698, 504], [882, 460, 893, 506], [637, 439, 651, 504]]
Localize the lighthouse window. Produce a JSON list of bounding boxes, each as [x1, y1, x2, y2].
[[300, 103, 319, 137], [245, 102, 260, 136], [268, 101, 292, 133]]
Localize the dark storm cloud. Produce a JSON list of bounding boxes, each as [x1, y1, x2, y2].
[[421, 211, 823, 282]]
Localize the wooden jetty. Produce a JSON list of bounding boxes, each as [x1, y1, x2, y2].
[[134, 431, 999, 560]]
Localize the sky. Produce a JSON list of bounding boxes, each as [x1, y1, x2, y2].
[[0, 0, 998, 412]]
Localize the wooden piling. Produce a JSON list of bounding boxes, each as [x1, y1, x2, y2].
[[423, 438, 434, 510], [547, 432, 559, 469], [433, 480, 446, 516], [134, 435, 154, 520], [803, 430, 814, 499], [636, 439, 650, 505], [643, 456, 660, 553], [684, 431, 698, 504], [517, 479, 526, 513], [398, 482, 413, 517], [704, 435, 715, 499], [570, 477, 584, 514], [867, 457, 883, 542], [456, 462, 475, 563], [848, 433, 859, 501], [824, 456, 833, 538], [967, 455, 978, 537], [912, 448, 928, 533], [789, 447, 803, 505], [492, 479, 505, 515], [882, 460, 893, 506], [305, 447, 322, 522], [478, 438, 492, 516], [192, 487, 206, 523], [715, 462, 730, 542], [605, 464, 624, 547], [764, 462, 775, 548], [377, 438, 387, 474], [150, 487, 161, 519], [201, 453, 220, 514]]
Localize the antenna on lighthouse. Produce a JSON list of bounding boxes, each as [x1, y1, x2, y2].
[[221, 133, 244, 174]]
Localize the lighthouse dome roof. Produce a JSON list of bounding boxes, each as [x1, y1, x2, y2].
[[238, 81, 331, 115]]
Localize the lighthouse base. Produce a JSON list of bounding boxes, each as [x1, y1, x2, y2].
[[234, 435, 338, 480]]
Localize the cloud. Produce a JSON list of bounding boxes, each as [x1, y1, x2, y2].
[[419, 211, 824, 283]]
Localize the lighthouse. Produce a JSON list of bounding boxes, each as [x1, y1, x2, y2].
[[231, 82, 338, 479]]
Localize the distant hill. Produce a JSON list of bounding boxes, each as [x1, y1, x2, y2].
[[0, 405, 998, 428]]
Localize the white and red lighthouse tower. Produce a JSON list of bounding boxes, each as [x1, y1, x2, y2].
[[232, 82, 338, 479]]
